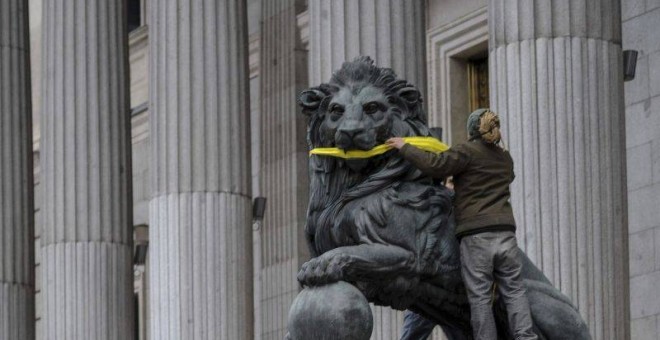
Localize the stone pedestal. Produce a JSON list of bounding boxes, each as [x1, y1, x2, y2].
[[39, 1, 134, 339], [489, 1, 629, 339], [0, 0, 35, 339], [148, 1, 253, 339]]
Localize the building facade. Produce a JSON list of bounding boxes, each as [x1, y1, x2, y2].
[[0, 0, 656, 339]]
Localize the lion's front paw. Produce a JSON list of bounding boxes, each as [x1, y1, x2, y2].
[[297, 254, 351, 286]]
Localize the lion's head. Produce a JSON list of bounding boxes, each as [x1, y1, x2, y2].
[[298, 56, 430, 153], [298, 57, 439, 257]]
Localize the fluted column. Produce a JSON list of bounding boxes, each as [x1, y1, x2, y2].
[[489, 1, 628, 339], [0, 0, 34, 339], [258, 1, 309, 339], [148, 1, 253, 339], [309, 0, 427, 98], [40, 1, 134, 339]]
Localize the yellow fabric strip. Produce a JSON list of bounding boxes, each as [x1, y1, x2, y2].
[[309, 136, 450, 159]]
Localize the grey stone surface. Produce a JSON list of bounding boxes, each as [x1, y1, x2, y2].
[[489, 1, 629, 339], [628, 184, 660, 234], [630, 271, 660, 319], [629, 229, 656, 276], [39, 0, 134, 338], [0, 0, 35, 338], [287, 282, 373, 340], [622, 7, 660, 53], [656, 228, 660, 271], [650, 0, 660, 11], [630, 314, 657, 340], [293, 57, 590, 340], [626, 142, 653, 190], [147, 0, 254, 339], [624, 99, 658, 148], [650, 53, 660, 98], [427, 0, 486, 30], [623, 0, 647, 21]]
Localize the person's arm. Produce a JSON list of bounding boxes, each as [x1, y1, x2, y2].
[[386, 138, 471, 178]]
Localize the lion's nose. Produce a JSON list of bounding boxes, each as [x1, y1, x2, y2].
[[336, 127, 365, 149], [338, 127, 364, 139]]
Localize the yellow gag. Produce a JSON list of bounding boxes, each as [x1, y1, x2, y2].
[[309, 137, 449, 159]]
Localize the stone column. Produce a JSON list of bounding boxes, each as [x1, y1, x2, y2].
[[0, 0, 35, 339], [489, 1, 629, 339], [308, 0, 427, 98], [258, 1, 309, 338], [148, 1, 253, 339], [39, 0, 134, 339], [307, 1, 427, 338]]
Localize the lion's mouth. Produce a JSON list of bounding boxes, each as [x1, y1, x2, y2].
[[336, 140, 377, 151], [335, 132, 377, 151], [339, 152, 391, 174]]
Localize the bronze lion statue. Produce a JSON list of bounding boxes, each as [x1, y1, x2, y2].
[[293, 57, 590, 340]]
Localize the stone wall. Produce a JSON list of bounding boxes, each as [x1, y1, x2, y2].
[[622, 0, 660, 339]]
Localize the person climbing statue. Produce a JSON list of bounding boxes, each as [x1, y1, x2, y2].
[[387, 108, 538, 340]]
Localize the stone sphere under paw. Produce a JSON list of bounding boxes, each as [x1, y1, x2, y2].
[[287, 281, 373, 340]]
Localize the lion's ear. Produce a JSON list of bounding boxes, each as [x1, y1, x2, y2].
[[298, 89, 327, 116], [397, 87, 421, 108]]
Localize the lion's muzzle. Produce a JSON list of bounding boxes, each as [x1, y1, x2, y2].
[[336, 126, 376, 151]]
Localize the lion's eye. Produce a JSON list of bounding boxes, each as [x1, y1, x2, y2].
[[329, 104, 344, 115], [363, 103, 380, 114]]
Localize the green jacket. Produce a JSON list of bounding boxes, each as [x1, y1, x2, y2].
[[399, 140, 516, 238]]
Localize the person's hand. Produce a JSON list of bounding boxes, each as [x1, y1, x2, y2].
[[385, 137, 406, 149]]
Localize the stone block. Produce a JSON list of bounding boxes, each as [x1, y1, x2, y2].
[[133, 200, 149, 226], [34, 209, 42, 238], [132, 175, 143, 203], [650, 52, 660, 97], [630, 271, 660, 318], [131, 140, 149, 174], [34, 181, 42, 210], [623, 8, 660, 53], [648, 0, 660, 11], [36, 320, 42, 340], [628, 183, 660, 233], [629, 229, 656, 276], [653, 138, 660, 183], [656, 228, 660, 271], [631, 314, 657, 340], [627, 142, 653, 190], [625, 55, 650, 106], [34, 237, 41, 264], [625, 100, 657, 147], [623, 0, 646, 21]]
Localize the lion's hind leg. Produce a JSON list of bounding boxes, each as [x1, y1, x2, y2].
[[522, 279, 591, 340]]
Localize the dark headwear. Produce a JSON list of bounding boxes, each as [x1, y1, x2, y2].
[[466, 108, 501, 144], [467, 108, 489, 141]]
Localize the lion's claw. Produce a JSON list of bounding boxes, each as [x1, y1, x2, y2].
[[297, 254, 351, 286]]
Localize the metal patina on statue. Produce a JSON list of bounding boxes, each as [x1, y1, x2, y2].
[[286, 57, 591, 340]]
